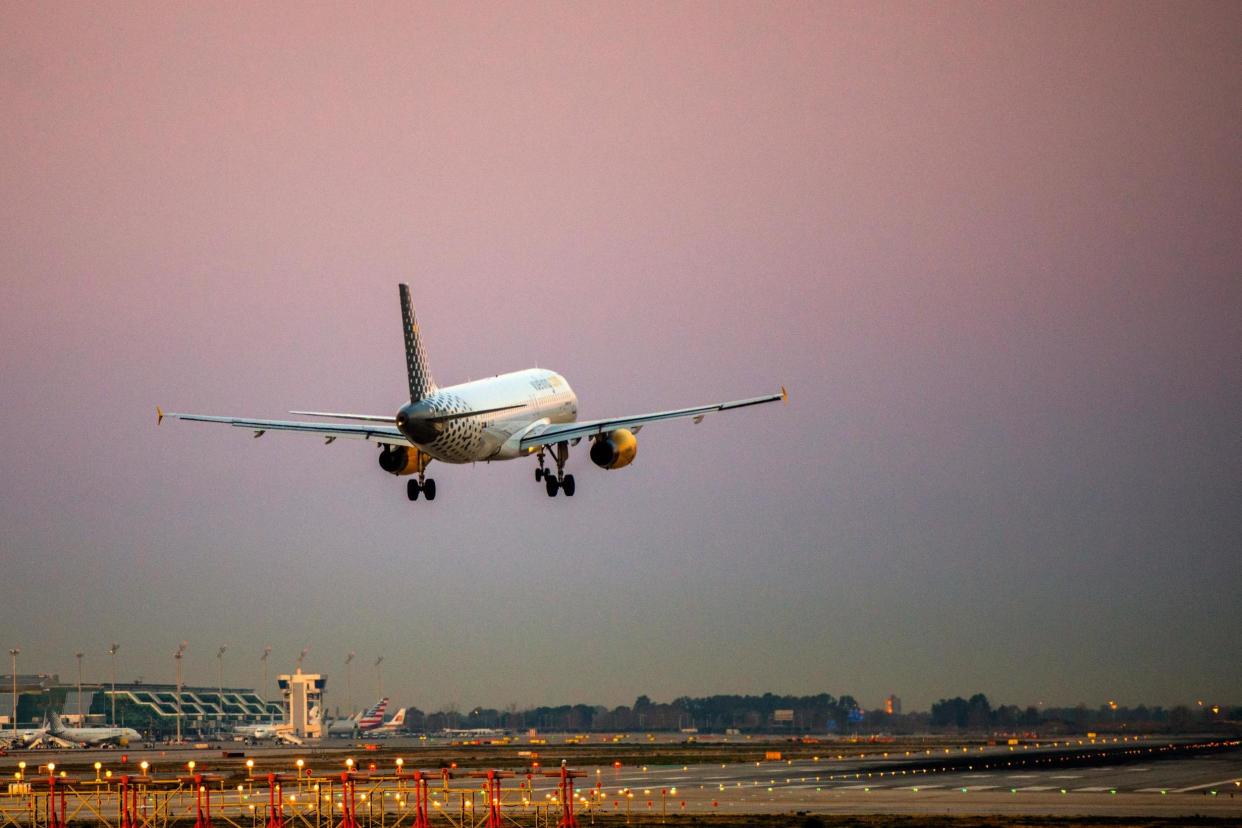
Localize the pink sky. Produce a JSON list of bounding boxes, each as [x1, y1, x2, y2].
[[1, 3, 1239, 712]]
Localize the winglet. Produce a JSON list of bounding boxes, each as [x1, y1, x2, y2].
[[156, 406, 164, 425], [780, 385, 789, 404]]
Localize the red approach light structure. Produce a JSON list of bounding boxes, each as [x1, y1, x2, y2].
[[266, 774, 285, 828], [191, 774, 213, 828], [409, 771, 431, 828], [338, 772, 359, 828], [118, 776, 132, 828], [469, 769, 515, 828], [546, 766, 586, 828], [44, 773, 68, 828]]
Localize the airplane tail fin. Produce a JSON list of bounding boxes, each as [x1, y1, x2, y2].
[[399, 284, 436, 402], [48, 710, 64, 734]]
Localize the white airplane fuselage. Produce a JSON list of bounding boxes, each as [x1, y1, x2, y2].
[[396, 368, 577, 464], [53, 726, 141, 747]]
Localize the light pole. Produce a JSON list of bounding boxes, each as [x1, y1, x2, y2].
[[108, 644, 119, 726], [374, 656, 384, 700], [345, 652, 355, 715], [75, 652, 84, 721], [174, 641, 187, 743], [216, 646, 228, 731], [8, 648, 19, 738], [260, 647, 271, 721]]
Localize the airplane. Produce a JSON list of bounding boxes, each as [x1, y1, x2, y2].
[[365, 707, 407, 737], [158, 284, 786, 502], [46, 711, 140, 747], [1, 724, 50, 749], [441, 727, 505, 738], [356, 697, 389, 731], [328, 698, 388, 737], [232, 722, 303, 745]]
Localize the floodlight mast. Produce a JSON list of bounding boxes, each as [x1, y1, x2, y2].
[[260, 646, 272, 722], [107, 644, 119, 726], [8, 647, 19, 739], [216, 646, 228, 730], [345, 652, 355, 715], [174, 642, 187, 743]]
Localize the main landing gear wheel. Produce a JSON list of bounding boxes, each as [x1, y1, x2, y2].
[[407, 478, 437, 502], [540, 440, 573, 498]]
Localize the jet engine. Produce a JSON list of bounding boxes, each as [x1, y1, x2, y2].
[[589, 428, 638, 469], [378, 445, 429, 476]]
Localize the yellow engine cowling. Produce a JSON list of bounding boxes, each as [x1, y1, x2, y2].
[[378, 446, 431, 476], [589, 428, 638, 469]]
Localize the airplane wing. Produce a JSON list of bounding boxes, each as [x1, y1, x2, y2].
[[157, 408, 412, 447], [519, 387, 787, 449]]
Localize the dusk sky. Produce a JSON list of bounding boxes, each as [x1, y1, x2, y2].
[[2, 3, 1239, 715]]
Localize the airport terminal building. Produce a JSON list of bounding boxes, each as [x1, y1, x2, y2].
[[2, 673, 283, 734]]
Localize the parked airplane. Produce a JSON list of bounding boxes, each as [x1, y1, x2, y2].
[[328, 698, 388, 737], [357, 697, 389, 731], [363, 707, 407, 737], [159, 284, 786, 502], [441, 727, 505, 738], [1, 724, 49, 749], [231, 720, 303, 745], [47, 711, 140, 747]]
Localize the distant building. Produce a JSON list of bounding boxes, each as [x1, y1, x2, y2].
[[1, 674, 281, 730], [278, 669, 326, 738], [884, 695, 902, 715]]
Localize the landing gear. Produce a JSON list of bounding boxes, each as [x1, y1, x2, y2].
[[540, 442, 575, 497], [407, 473, 436, 502]]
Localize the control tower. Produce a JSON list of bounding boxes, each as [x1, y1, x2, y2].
[[277, 669, 326, 738]]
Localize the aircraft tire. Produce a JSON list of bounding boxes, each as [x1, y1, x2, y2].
[[423, 479, 436, 500], [562, 474, 576, 497], [407, 479, 420, 501], [545, 475, 559, 497], [535, 467, 543, 482]]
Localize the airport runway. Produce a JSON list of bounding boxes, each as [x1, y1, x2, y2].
[[580, 750, 1242, 816], [3, 736, 1239, 818]]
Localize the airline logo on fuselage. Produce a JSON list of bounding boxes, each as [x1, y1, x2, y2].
[[530, 375, 565, 392]]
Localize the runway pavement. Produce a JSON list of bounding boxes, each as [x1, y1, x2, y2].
[[3, 735, 1239, 818]]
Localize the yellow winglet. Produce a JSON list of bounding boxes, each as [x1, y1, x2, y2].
[[156, 406, 164, 425], [780, 385, 789, 404]]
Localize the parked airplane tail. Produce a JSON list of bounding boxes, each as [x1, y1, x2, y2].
[[399, 283, 436, 402], [48, 711, 65, 734], [357, 697, 390, 730]]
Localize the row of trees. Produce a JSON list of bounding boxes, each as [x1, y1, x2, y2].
[[394, 693, 864, 734], [923, 694, 1241, 734], [400, 694, 1239, 736]]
